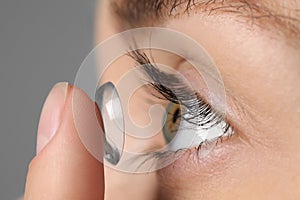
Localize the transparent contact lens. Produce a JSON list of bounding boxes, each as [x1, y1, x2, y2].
[[95, 82, 124, 165]]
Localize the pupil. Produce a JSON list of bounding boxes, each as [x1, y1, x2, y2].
[[172, 108, 180, 124]]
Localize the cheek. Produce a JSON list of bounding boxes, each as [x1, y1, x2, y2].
[[157, 135, 300, 199], [157, 136, 242, 198]]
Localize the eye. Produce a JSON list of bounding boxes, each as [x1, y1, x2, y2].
[[122, 50, 235, 170], [128, 49, 235, 161]]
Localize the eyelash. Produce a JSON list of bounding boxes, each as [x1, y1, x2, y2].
[[126, 49, 234, 164], [129, 49, 231, 129]]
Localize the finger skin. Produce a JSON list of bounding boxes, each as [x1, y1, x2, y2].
[[24, 85, 104, 200]]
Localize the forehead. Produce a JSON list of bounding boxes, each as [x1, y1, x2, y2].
[[111, 0, 300, 42]]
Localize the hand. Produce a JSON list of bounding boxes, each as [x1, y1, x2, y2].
[[24, 82, 104, 200]]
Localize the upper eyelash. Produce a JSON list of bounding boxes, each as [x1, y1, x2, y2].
[[127, 49, 229, 131]]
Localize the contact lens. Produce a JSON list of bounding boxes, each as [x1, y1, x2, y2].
[[95, 82, 124, 165]]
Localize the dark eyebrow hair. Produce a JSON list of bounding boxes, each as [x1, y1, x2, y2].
[[111, 0, 300, 40]]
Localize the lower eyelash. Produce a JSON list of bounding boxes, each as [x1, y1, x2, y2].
[[125, 130, 235, 172]]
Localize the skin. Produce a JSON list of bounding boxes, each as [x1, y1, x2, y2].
[[96, 0, 300, 199], [24, 0, 300, 199]]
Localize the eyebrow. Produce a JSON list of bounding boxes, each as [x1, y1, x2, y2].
[[111, 0, 300, 39]]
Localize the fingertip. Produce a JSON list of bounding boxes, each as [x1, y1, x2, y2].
[[25, 84, 105, 200], [36, 82, 69, 154]]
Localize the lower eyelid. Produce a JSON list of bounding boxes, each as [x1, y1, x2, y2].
[[159, 132, 242, 176], [130, 128, 236, 172]]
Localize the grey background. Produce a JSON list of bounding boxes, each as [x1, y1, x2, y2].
[[1, 0, 96, 199]]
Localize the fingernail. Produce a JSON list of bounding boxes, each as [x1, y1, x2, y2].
[[36, 82, 69, 154]]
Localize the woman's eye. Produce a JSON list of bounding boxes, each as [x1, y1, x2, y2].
[[127, 49, 235, 161]]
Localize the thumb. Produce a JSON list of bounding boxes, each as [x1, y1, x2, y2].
[[24, 82, 104, 200]]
